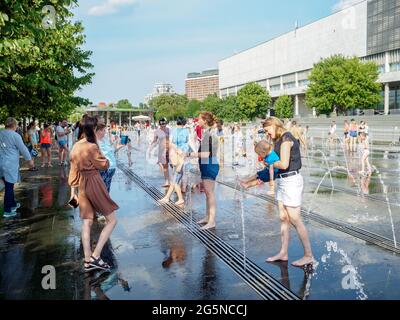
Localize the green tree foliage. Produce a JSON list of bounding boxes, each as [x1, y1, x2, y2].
[[201, 94, 222, 116], [0, 0, 94, 123], [148, 87, 273, 123], [219, 96, 242, 122], [236, 83, 271, 120], [274, 95, 294, 119], [187, 99, 202, 118], [69, 106, 86, 123], [149, 94, 189, 120], [306, 55, 381, 115], [116, 99, 134, 109]]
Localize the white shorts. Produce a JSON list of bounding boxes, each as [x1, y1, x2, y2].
[[276, 173, 304, 207]]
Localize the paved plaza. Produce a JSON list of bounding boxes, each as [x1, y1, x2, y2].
[[1, 129, 399, 300]]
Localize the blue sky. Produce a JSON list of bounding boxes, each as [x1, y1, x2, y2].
[[72, 0, 362, 105]]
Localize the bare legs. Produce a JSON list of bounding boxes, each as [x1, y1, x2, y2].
[[82, 212, 117, 266], [266, 202, 314, 267], [41, 147, 52, 167], [349, 137, 357, 152], [197, 179, 216, 230], [159, 183, 184, 205], [46, 148, 52, 166], [266, 202, 290, 262], [360, 151, 372, 174], [162, 164, 170, 186], [58, 145, 68, 164], [41, 148, 46, 167]]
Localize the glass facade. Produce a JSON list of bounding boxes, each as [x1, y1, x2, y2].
[[270, 84, 281, 91], [367, 0, 400, 55], [376, 86, 400, 111], [283, 82, 296, 89], [298, 79, 310, 87], [390, 62, 400, 71], [389, 86, 400, 110]]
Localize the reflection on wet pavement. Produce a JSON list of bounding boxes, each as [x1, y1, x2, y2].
[[1, 133, 400, 300]]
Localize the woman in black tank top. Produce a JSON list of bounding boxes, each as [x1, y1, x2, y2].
[[263, 117, 314, 267]]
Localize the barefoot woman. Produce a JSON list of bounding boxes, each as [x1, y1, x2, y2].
[[263, 117, 314, 267], [189, 112, 219, 230]]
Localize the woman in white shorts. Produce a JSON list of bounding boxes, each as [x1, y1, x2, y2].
[[263, 117, 314, 267]]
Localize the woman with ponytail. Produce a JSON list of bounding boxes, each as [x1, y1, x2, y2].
[[188, 112, 219, 230], [263, 117, 314, 267]]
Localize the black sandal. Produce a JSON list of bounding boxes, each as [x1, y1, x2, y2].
[[89, 256, 111, 271], [84, 260, 98, 272]]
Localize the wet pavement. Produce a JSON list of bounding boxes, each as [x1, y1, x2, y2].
[[1, 131, 400, 300]]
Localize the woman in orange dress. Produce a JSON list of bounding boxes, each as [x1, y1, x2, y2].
[[69, 116, 119, 272]]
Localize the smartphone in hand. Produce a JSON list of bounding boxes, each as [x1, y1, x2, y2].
[[68, 197, 79, 208]]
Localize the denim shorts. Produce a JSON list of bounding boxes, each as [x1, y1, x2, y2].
[[200, 163, 219, 181], [41, 143, 52, 149], [58, 140, 67, 147], [349, 131, 357, 138], [257, 168, 277, 183]]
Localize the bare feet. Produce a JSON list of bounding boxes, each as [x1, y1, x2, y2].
[[197, 218, 208, 225], [292, 256, 315, 267], [175, 200, 185, 206], [267, 190, 275, 196], [158, 198, 169, 204], [201, 222, 216, 230], [265, 253, 288, 263]]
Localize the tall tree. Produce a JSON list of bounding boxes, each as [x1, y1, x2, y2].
[[0, 0, 94, 122], [274, 95, 294, 119], [149, 94, 189, 120], [116, 99, 133, 109], [187, 99, 202, 118], [236, 83, 271, 120], [201, 94, 222, 117], [306, 55, 381, 115], [220, 96, 242, 122]]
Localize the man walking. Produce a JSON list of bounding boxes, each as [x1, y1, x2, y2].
[[0, 117, 37, 217]]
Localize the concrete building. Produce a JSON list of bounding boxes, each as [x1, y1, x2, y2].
[[185, 69, 219, 100], [144, 83, 175, 104], [218, 0, 400, 116]]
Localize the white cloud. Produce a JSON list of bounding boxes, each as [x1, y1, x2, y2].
[[88, 0, 137, 16], [332, 0, 363, 12]]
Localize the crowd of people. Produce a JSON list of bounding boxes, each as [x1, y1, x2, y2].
[[144, 114, 313, 267], [2, 112, 384, 272]]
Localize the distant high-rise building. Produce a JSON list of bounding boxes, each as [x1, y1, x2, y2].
[[145, 83, 175, 104], [185, 69, 219, 101]]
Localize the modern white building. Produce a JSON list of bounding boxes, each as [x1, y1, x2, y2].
[[218, 0, 400, 116], [144, 83, 175, 104]]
